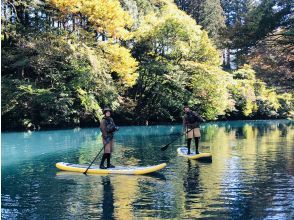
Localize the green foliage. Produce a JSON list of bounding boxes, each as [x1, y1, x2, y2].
[[1, 33, 119, 130], [129, 1, 224, 122], [134, 3, 220, 65], [277, 93, 294, 119], [228, 65, 293, 119], [254, 80, 281, 118], [129, 59, 189, 122], [77, 87, 103, 120], [182, 61, 233, 119], [174, 0, 226, 47], [1, 0, 293, 130]]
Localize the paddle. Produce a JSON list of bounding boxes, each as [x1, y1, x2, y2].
[[83, 138, 110, 175], [160, 128, 193, 151]]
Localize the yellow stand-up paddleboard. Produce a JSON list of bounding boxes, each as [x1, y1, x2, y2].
[[177, 147, 212, 162], [56, 162, 167, 175]]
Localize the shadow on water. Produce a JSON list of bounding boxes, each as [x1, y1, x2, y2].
[[101, 176, 114, 220], [184, 160, 201, 196]]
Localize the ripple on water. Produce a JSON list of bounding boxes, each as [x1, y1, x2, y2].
[[2, 121, 294, 219]]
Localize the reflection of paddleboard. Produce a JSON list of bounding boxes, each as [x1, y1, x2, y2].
[[177, 147, 212, 161], [55, 171, 167, 182], [56, 162, 167, 175]]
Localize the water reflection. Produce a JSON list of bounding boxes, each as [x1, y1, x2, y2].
[[2, 120, 294, 219], [183, 160, 201, 217], [102, 177, 114, 220]]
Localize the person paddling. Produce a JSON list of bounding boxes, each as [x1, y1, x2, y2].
[[99, 107, 119, 169], [183, 105, 205, 154]]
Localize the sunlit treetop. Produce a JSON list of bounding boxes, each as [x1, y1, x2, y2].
[[100, 43, 139, 86], [134, 1, 221, 66], [49, 0, 134, 40]]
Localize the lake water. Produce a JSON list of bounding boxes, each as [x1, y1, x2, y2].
[[2, 120, 294, 219]]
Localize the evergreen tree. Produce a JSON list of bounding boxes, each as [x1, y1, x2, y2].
[[221, 0, 293, 68], [175, 0, 226, 47]]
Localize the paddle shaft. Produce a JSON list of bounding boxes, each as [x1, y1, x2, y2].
[[161, 128, 194, 151], [83, 138, 110, 175]]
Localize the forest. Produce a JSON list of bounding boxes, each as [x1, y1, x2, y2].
[[1, 0, 293, 130]]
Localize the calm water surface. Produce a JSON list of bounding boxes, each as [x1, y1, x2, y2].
[[2, 120, 294, 219]]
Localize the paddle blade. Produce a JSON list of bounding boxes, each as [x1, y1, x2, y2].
[[161, 144, 170, 151]]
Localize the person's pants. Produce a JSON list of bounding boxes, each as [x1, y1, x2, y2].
[[187, 128, 201, 138], [102, 138, 114, 153], [187, 128, 200, 154]]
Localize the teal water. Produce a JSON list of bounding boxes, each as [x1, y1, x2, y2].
[[1, 120, 294, 219]]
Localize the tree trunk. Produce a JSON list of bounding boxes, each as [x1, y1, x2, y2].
[[10, 5, 14, 23], [34, 12, 38, 30], [72, 16, 75, 31], [222, 48, 231, 70]]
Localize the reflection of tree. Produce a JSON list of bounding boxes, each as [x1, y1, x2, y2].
[[215, 120, 294, 219], [111, 174, 167, 219], [277, 123, 289, 137], [111, 175, 138, 219], [3, 120, 294, 219], [2, 156, 102, 219], [235, 126, 246, 139], [201, 124, 220, 141]]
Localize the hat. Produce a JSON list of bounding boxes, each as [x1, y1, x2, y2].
[[103, 107, 111, 114], [183, 103, 189, 109]]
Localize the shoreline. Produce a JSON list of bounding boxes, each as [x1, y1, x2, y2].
[[2, 118, 293, 133]]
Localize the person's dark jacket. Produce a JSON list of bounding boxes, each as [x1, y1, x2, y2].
[[100, 116, 116, 140], [183, 111, 205, 129]]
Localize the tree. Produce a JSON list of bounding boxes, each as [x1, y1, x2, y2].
[[182, 61, 234, 119], [1, 0, 138, 130], [175, 0, 226, 47], [228, 65, 293, 119], [221, 0, 293, 68], [50, 0, 133, 40], [131, 2, 227, 121], [249, 32, 294, 92]]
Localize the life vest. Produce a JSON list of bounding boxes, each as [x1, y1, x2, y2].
[[186, 111, 198, 124], [104, 117, 116, 133]]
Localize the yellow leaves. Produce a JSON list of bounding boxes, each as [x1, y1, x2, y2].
[[49, 0, 133, 40], [66, 33, 138, 87], [134, 1, 220, 65], [81, 0, 133, 39], [197, 31, 221, 66], [230, 67, 257, 116], [229, 65, 285, 116], [49, 0, 81, 14], [101, 43, 138, 86], [255, 79, 280, 111], [233, 64, 256, 80], [136, 3, 200, 41]]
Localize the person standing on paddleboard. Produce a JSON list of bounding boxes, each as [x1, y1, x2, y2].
[[183, 105, 205, 154], [99, 107, 119, 169]]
